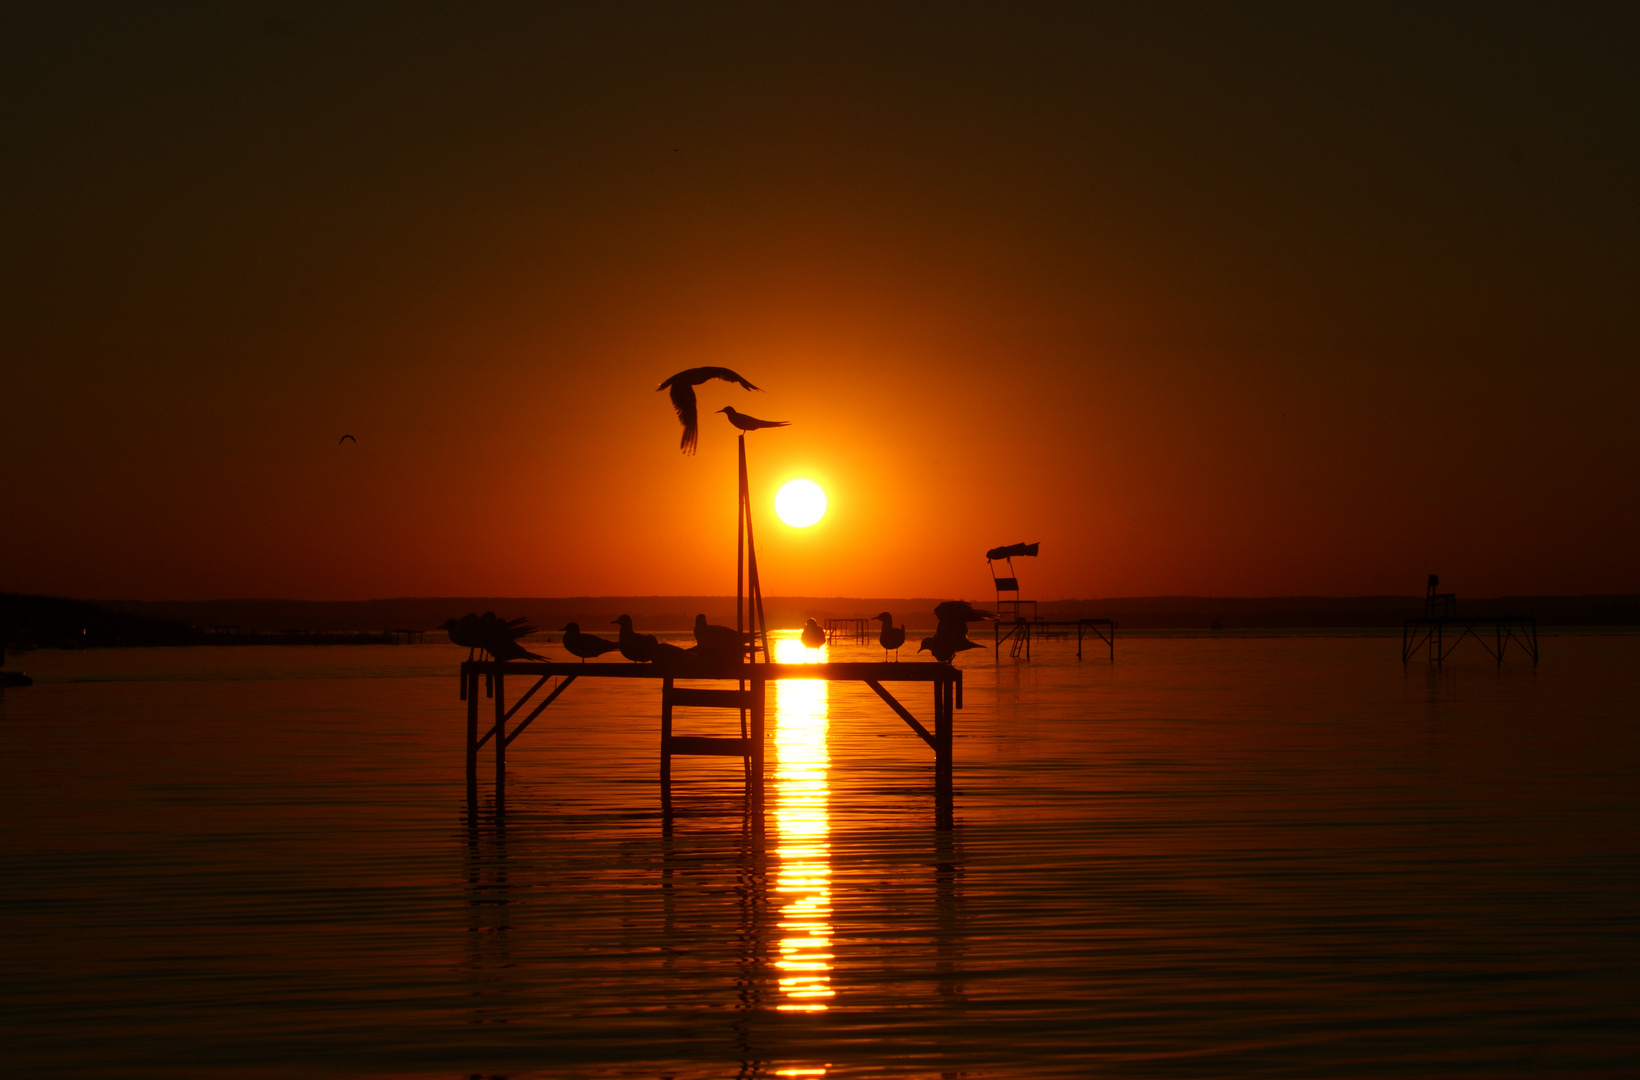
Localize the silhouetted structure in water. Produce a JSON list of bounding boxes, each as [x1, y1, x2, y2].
[[984, 542, 1117, 660], [1424, 574, 1458, 617], [801, 619, 827, 653], [823, 617, 871, 644], [716, 406, 789, 432], [656, 366, 760, 454], [1403, 574, 1537, 665], [561, 622, 621, 662], [875, 611, 906, 660]]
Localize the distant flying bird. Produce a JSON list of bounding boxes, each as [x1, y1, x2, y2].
[[338, 434, 356, 444], [875, 611, 906, 661], [717, 406, 789, 432], [561, 622, 620, 662], [612, 614, 661, 663], [656, 367, 760, 454], [694, 614, 750, 661], [801, 619, 827, 654]]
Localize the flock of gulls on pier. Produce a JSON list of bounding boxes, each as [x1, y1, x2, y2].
[[444, 601, 994, 668], [443, 368, 1001, 666]]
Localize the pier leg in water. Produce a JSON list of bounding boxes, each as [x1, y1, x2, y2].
[[660, 676, 673, 789], [493, 671, 506, 818], [934, 674, 954, 800], [465, 664, 479, 817]]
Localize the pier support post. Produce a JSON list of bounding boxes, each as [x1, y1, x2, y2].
[[660, 676, 674, 786], [493, 671, 506, 816], [750, 676, 765, 803], [934, 673, 953, 796], [465, 663, 479, 810]]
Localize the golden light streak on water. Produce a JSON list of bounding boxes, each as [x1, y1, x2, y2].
[[772, 632, 835, 1012]]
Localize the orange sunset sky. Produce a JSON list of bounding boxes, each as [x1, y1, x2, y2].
[[3, 5, 1637, 602]]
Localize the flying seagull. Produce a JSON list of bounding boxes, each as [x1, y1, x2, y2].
[[339, 434, 356, 444], [717, 406, 790, 432], [656, 367, 760, 454]]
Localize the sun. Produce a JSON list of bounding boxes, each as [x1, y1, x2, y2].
[[775, 479, 827, 528]]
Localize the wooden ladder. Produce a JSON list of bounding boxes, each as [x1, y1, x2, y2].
[[660, 676, 766, 785]]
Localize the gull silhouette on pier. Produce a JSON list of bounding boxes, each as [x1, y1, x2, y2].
[[874, 611, 906, 661], [694, 614, 751, 662], [561, 622, 621, 662], [919, 601, 994, 664], [801, 618, 827, 655], [656, 367, 759, 454], [443, 612, 546, 662], [612, 614, 661, 663], [717, 406, 789, 433]]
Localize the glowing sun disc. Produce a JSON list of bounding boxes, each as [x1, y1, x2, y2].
[[775, 480, 827, 527]]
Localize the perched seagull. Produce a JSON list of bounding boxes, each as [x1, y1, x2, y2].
[[875, 611, 906, 661], [474, 612, 546, 661], [561, 622, 621, 662], [441, 615, 483, 661], [801, 619, 827, 654], [694, 614, 750, 661], [717, 406, 789, 433], [656, 367, 760, 454], [338, 434, 356, 444], [612, 614, 660, 663]]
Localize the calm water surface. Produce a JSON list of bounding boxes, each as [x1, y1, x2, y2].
[[2, 632, 1637, 1077]]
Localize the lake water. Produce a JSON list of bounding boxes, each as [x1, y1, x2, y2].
[[2, 631, 1637, 1077]]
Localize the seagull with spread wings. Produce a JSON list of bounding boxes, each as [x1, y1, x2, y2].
[[656, 367, 760, 454]]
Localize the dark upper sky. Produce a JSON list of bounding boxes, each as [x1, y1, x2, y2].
[[3, 3, 1637, 600]]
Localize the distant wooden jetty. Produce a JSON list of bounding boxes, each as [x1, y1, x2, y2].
[[822, 617, 871, 644], [1402, 575, 1538, 665], [459, 658, 961, 813]]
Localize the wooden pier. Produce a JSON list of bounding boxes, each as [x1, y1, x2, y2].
[[1402, 616, 1538, 665], [460, 658, 962, 813], [822, 618, 872, 644], [995, 617, 1117, 661]]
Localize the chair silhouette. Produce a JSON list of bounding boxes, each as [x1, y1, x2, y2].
[[1425, 574, 1457, 618]]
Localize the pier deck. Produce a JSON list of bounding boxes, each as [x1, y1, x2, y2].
[[460, 659, 962, 813], [1402, 616, 1538, 665]]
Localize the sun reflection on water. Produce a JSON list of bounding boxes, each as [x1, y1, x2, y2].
[[772, 632, 834, 1012]]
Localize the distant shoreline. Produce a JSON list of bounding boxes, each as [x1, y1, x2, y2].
[[6, 592, 1639, 650]]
